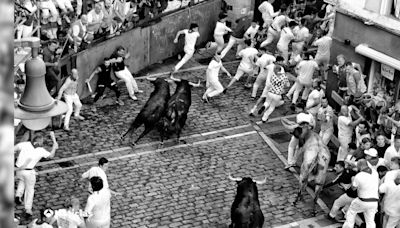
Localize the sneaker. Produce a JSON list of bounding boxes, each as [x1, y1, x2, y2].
[[116, 99, 124, 106], [202, 95, 209, 103], [284, 164, 294, 170], [15, 196, 21, 205], [25, 209, 33, 216], [222, 88, 227, 94], [136, 90, 144, 93], [75, 115, 85, 120], [245, 83, 252, 89], [63, 127, 71, 132], [130, 96, 138, 101]]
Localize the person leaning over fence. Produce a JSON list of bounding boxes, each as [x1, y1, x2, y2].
[[109, 46, 143, 101]]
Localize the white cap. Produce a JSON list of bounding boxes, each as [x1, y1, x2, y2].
[[296, 113, 312, 125], [364, 148, 378, 157]]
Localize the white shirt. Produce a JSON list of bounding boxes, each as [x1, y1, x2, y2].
[[183, 29, 200, 53], [338, 115, 353, 139], [206, 59, 222, 81], [15, 142, 51, 169], [214, 21, 231, 36], [293, 26, 309, 42], [383, 170, 400, 184], [367, 159, 386, 171], [314, 36, 332, 59], [277, 27, 294, 49], [379, 181, 400, 217], [85, 188, 111, 223], [384, 145, 400, 167], [271, 15, 289, 31], [87, 9, 104, 24], [245, 25, 260, 39], [256, 54, 275, 75], [306, 89, 324, 115], [258, 1, 277, 20], [82, 166, 109, 190], [72, 21, 86, 37], [264, 64, 275, 89], [353, 170, 379, 199], [238, 47, 259, 70], [54, 209, 84, 228], [296, 60, 319, 85]]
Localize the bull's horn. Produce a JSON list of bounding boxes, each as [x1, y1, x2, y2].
[[189, 80, 201, 87], [228, 173, 242, 182], [254, 176, 267, 185], [281, 118, 299, 130], [146, 76, 157, 81], [170, 75, 181, 82]]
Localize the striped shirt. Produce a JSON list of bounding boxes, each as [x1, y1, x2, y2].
[[269, 70, 289, 95]]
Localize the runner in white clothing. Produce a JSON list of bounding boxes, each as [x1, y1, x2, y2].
[[249, 56, 286, 115], [276, 21, 297, 64], [171, 23, 200, 74], [251, 47, 276, 99], [15, 132, 59, 216], [202, 52, 232, 102], [260, 8, 290, 48], [312, 33, 332, 80], [306, 79, 325, 118], [207, 13, 232, 53], [258, 0, 280, 28], [244, 21, 260, 42], [224, 39, 259, 91], [288, 55, 319, 106], [291, 18, 309, 57]]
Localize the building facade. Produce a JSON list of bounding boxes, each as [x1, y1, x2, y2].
[[329, 0, 400, 103]]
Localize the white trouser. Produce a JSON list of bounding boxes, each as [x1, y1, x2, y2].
[[86, 219, 110, 228], [292, 81, 311, 104], [319, 127, 334, 145], [261, 14, 273, 28], [343, 198, 377, 228], [115, 67, 139, 97], [260, 27, 279, 48], [214, 34, 225, 52], [383, 214, 400, 228], [234, 66, 254, 81], [204, 80, 224, 98], [337, 136, 351, 161], [221, 36, 244, 59], [16, 24, 33, 39], [16, 170, 36, 211], [329, 193, 354, 218], [252, 72, 267, 98], [64, 93, 82, 128], [174, 49, 194, 71], [277, 43, 289, 64], [287, 136, 299, 166], [262, 92, 282, 121]]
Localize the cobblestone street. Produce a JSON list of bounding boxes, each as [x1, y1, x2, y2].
[[16, 58, 341, 228]]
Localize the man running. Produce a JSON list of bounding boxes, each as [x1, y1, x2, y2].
[[251, 47, 276, 99], [224, 39, 258, 91], [86, 57, 124, 106], [260, 5, 290, 48], [258, 0, 280, 28], [202, 52, 232, 102], [276, 21, 297, 64], [171, 23, 200, 75]]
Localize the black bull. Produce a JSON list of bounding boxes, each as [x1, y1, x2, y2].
[[229, 174, 267, 228], [120, 77, 170, 145], [158, 77, 200, 143]]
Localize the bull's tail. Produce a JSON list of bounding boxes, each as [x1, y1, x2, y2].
[[120, 117, 143, 140]]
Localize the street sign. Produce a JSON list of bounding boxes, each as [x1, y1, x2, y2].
[[381, 63, 395, 81]]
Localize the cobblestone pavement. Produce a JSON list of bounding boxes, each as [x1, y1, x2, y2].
[[16, 51, 343, 227]]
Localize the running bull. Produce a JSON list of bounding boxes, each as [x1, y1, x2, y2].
[[228, 173, 267, 228], [158, 75, 200, 143], [120, 77, 170, 145]]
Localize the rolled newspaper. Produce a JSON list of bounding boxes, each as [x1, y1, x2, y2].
[[50, 131, 57, 144], [86, 81, 93, 93]]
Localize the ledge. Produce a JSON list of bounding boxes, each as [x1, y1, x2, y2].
[[337, 0, 400, 36]]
